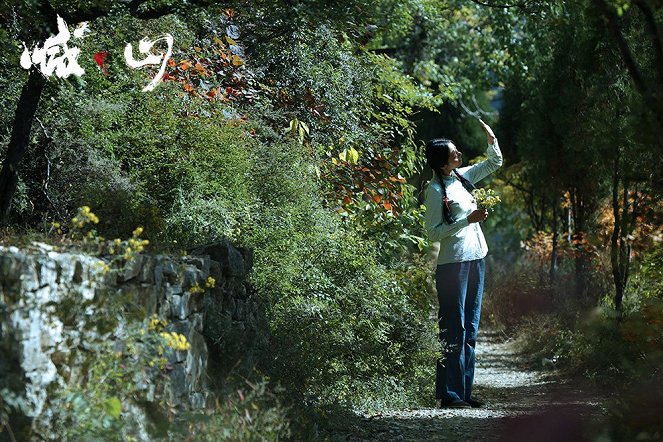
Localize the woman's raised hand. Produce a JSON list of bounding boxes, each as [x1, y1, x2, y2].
[[478, 119, 496, 145], [467, 208, 488, 224]]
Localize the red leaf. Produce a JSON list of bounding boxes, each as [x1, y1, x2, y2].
[[93, 51, 108, 75]]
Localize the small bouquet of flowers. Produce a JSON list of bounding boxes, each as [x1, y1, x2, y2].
[[471, 188, 501, 212]]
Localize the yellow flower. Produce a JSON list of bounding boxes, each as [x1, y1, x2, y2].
[[206, 276, 216, 288], [148, 315, 168, 332], [471, 188, 502, 212], [189, 283, 205, 294], [160, 331, 190, 351]]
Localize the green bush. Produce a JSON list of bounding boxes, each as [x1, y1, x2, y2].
[[171, 377, 291, 441], [2, 7, 444, 432]]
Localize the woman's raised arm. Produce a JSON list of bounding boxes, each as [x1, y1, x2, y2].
[[458, 120, 503, 184]]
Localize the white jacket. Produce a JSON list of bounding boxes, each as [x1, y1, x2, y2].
[[424, 138, 503, 265]]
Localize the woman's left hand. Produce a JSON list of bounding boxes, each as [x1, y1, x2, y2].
[[479, 119, 496, 145]]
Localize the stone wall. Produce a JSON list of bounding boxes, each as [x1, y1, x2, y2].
[[0, 239, 264, 438]]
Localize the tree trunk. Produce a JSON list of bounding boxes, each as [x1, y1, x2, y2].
[[549, 197, 558, 284], [0, 69, 47, 224], [571, 188, 588, 298], [610, 150, 625, 310]]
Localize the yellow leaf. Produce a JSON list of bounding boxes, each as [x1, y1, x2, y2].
[[226, 35, 237, 45], [213, 36, 225, 47], [289, 118, 298, 134], [299, 121, 310, 135], [339, 149, 347, 162], [105, 397, 122, 418], [348, 147, 359, 164]]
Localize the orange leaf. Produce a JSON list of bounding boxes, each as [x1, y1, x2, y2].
[[382, 202, 392, 211], [183, 82, 194, 92], [372, 194, 382, 203], [180, 61, 191, 70], [167, 58, 176, 67]]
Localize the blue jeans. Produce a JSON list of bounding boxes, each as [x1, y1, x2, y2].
[[435, 258, 485, 401]]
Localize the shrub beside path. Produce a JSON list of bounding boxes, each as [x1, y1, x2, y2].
[[326, 330, 607, 441]]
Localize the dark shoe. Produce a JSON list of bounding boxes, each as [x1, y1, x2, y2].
[[439, 399, 471, 409], [465, 398, 484, 408]]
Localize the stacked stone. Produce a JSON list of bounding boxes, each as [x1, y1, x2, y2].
[[0, 239, 255, 429]]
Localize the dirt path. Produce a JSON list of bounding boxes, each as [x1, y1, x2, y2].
[[325, 330, 607, 442]]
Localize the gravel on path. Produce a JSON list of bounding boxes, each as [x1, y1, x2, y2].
[[324, 330, 607, 442]]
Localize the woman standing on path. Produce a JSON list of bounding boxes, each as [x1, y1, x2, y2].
[[423, 119, 503, 408]]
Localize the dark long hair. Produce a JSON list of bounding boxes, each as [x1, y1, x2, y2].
[[425, 138, 475, 224]]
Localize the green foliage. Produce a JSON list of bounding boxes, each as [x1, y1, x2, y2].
[[171, 378, 291, 441], [627, 246, 663, 303], [43, 318, 170, 440], [226, 122, 437, 409], [262, 226, 437, 408]]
